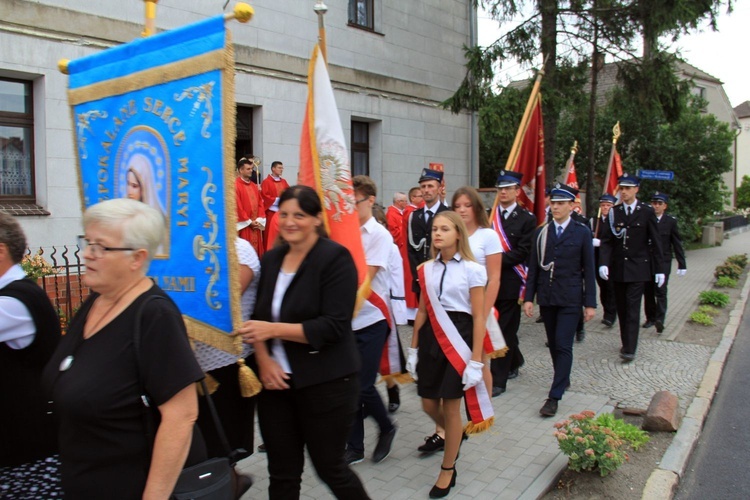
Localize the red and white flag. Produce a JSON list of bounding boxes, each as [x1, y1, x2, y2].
[[299, 44, 368, 300], [514, 95, 547, 225]]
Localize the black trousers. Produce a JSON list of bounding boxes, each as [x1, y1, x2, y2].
[[490, 298, 524, 389], [596, 273, 617, 323], [541, 305, 581, 400], [644, 273, 670, 323], [257, 374, 370, 500], [614, 281, 645, 355]]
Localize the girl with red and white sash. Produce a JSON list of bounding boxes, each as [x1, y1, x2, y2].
[[406, 211, 493, 498]]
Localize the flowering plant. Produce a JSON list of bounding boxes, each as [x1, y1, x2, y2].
[[21, 251, 60, 281], [553, 411, 649, 477]]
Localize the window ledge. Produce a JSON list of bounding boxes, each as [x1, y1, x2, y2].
[[0, 203, 51, 216]]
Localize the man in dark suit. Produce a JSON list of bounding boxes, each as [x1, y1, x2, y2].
[[599, 174, 664, 362], [524, 184, 596, 417], [643, 192, 686, 334], [406, 168, 449, 295], [589, 194, 618, 327], [491, 170, 536, 396]]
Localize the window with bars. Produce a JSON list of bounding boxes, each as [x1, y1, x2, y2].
[[348, 0, 374, 30], [351, 121, 370, 177], [0, 78, 34, 201]]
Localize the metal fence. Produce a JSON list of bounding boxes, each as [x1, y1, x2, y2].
[[718, 215, 749, 232], [25, 245, 90, 331]]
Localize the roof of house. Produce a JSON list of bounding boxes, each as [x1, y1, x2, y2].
[[734, 101, 750, 119]]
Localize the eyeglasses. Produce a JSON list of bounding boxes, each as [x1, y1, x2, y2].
[[355, 198, 369, 205], [78, 237, 135, 259]]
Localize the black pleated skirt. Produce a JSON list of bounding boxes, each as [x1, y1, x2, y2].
[[416, 311, 473, 400]]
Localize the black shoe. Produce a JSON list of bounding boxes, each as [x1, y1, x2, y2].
[[508, 369, 519, 380], [642, 321, 654, 328], [655, 320, 664, 334], [539, 398, 558, 417], [492, 386, 506, 397], [257, 443, 266, 453], [535, 315, 544, 323], [602, 318, 614, 327], [387, 385, 400, 413], [418, 433, 445, 453], [373, 425, 397, 463], [620, 352, 635, 362], [429, 465, 457, 498], [344, 448, 364, 465], [576, 330, 586, 342]]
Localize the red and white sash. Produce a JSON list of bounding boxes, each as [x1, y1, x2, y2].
[[492, 206, 528, 301], [483, 307, 508, 359], [419, 263, 494, 433], [368, 291, 409, 382]]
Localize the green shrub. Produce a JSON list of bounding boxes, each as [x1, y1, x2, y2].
[[715, 276, 738, 288], [726, 254, 748, 269], [554, 411, 649, 477], [714, 262, 742, 280], [699, 290, 730, 308], [698, 305, 719, 316], [690, 311, 714, 326]]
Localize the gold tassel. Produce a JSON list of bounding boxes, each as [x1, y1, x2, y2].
[[464, 416, 495, 435], [488, 347, 509, 359], [237, 358, 262, 397], [380, 372, 415, 385], [197, 373, 220, 396]]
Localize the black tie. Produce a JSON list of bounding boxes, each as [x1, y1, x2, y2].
[[627, 206, 632, 217], [502, 209, 508, 220], [425, 210, 433, 224]]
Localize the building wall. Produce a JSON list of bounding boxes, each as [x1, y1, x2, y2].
[[738, 116, 750, 187], [0, 0, 475, 247]]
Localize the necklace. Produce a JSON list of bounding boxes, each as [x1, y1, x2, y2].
[[59, 278, 146, 372]]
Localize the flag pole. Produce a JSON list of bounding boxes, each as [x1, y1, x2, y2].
[[224, 3, 255, 23], [601, 121, 621, 196], [142, 0, 158, 37], [594, 122, 622, 237], [491, 56, 547, 214], [561, 140, 578, 183], [314, 1, 328, 63]]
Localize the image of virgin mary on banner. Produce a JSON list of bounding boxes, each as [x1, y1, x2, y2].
[[67, 15, 242, 356]]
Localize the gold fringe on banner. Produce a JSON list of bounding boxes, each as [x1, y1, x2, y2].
[[197, 373, 220, 396], [381, 373, 415, 385], [464, 416, 495, 435], [237, 358, 262, 397], [488, 347, 509, 359]]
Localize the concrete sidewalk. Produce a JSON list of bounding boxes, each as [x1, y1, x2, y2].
[[236, 230, 750, 499]]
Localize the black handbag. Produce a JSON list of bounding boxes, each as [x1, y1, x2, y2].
[[133, 296, 252, 500]]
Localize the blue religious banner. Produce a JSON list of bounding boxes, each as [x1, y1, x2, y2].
[[66, 15, 243, 357]]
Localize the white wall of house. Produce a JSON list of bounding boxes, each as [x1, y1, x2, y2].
[[0, 0, 475, 247], [737, 115, 750, 186]]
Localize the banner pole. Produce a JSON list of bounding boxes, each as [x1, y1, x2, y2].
[[561, 140, 578, 183], [314, 1, 328, 63], [142, 0, 158, 37]]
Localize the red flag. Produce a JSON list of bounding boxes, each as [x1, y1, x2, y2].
[[513, 95, 546, 225], [299, 45, 368, 294], [604, 148, 624, 199], [565, 159, 579, 191]]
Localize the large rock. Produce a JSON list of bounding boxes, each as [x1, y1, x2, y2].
[[643, 391, 681, 432]]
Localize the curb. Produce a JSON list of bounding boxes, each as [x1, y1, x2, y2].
[[641, 269, 750, 499]]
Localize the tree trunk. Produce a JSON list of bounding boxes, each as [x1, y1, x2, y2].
[[540, 0, 558, 184], [586, 8, 602, 217]]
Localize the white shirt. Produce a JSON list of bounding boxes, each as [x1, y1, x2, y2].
[[0, 264, 35, 350], [388, 243, 408, 325], [499, 202, 518, 218], [429, 253, 487, 314], [623, 200, 638, 214], [270, 270, 294, 374], [423, 201, 441, 221], [553, 217, 571, 235], [353, 217, 393, 330], [468, 227, 503, 267]]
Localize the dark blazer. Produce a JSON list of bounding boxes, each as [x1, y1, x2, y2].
[[252, 238, 361, 389], [525, 220, 597, 309], [599, 201, 664, 282], [407, 201, 449, 293], [496, 204, 537, 300], [656, 214, 687, 274]]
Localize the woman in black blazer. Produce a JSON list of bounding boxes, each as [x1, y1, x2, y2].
[[239, 185, 370, 500]]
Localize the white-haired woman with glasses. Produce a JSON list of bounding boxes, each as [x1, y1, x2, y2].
[[42, 198, 204, 499]]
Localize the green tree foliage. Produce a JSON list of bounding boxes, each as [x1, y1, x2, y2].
[[736, 176, 750, 209]]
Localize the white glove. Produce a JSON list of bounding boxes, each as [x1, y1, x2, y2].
[[655, 273, 666, 287], [406, 348, 419, 381], [462, 360, 484, 391], [599, 266, 609, 280], [592, 238, 601, 248], [677, 269, 687, 277]]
